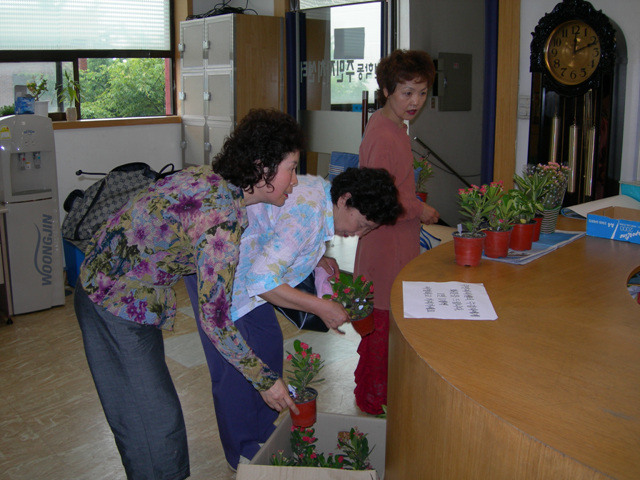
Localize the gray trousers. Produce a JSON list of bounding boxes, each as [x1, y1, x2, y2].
[[74, 283, 190, 480]]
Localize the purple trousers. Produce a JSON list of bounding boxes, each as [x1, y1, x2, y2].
[[184, 275, 282, 470]]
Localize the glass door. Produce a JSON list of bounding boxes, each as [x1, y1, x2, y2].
[[289, 1, 387, 175]]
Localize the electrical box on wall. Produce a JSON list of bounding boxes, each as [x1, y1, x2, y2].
[[435, 53, 472, 111]]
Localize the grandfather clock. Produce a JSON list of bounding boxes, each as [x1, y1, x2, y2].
[[527, 0, 618, 206]]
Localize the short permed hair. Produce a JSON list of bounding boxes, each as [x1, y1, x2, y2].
[[330, 168, 403, 226], [212, 108, 305, 192], [376, 49, 436, 107]]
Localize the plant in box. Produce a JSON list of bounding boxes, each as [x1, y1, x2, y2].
[[286, 340, 324, 427], [324, 272, 375, 336], [270, 425, 375, 471]]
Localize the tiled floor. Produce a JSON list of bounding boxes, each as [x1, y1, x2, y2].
[[0, 278, 366, 480]]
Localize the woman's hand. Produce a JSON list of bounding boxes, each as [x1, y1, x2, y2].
[[420, 203, 440, 225], [316, 297, 350, 330], [316, 256, 339, 280], [260, 378, 299, 414]]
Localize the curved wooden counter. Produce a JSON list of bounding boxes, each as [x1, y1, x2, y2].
[[387, 218, 640, 480]]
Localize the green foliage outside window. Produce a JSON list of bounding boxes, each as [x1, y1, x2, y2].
[[80, 58, 166, 119]]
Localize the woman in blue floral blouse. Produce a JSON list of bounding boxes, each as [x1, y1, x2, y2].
[[74, 109, 305, 480], [185, 167, 402, 471]]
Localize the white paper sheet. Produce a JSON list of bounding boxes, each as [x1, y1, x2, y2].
[[402, 281, 498, 320]]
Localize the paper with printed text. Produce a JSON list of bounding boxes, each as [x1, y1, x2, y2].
[[402, 281, 497, 320]]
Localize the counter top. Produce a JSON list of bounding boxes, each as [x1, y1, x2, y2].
[[386, 218, 640, 479]]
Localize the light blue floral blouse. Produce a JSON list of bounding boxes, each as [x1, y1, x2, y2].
[[79, 166, 279, 390], [230, 175, 334, 320]]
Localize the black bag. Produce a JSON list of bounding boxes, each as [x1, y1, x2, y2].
[[61, 162, 178, 253], [274, 272, 329, 332]]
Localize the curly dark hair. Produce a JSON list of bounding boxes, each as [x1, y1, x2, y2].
[[212, 109, 305, 192], [330, 168, 403, 226], [375, 49, 436, 107]]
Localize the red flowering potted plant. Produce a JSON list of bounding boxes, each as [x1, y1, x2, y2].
[[285, 340, 325, 427], [484, 184, 516, 258], [508, 189, 537, 251], [324, 272, 375, 336], [454, 184, 499, 266], [270, 425, 375, 471]]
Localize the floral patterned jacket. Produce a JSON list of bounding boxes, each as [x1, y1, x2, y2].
[[79, 166, 279, 390]]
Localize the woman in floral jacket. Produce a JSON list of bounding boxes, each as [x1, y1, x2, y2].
[[74, 109, 305, 480]]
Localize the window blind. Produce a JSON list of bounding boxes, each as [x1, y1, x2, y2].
[[0, 0, 170, 51]]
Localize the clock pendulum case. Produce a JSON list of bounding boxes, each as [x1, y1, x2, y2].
[[527, 0, 619, 206]]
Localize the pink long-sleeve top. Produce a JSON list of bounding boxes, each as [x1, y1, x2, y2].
[[354, 110, 424, 311]]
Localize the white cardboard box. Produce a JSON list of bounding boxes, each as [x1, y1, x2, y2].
[[237, 412, 386, 480]]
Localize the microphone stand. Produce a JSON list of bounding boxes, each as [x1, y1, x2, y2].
[[413, 136, 472, 189]]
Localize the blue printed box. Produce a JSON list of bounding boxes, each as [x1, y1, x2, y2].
[[586, 206, 640, 244]]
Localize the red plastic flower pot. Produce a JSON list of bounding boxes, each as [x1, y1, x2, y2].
[[290, 388, 318, 428], [532, 215, 543, 242], [510, 221, 535, 251], [351, 313, 374, 336], [484, 229, 512, 258], [453, 233, 485, 267]]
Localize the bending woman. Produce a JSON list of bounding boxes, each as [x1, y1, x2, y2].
[[185, 167, 402, 470], [74, 108, 305, 480]]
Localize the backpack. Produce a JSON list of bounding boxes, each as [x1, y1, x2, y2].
[[62, 162, 177, 253]]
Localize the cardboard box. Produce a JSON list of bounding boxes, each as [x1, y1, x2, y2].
[[237, 412, 386, 480], [586, 206, 640, 244]]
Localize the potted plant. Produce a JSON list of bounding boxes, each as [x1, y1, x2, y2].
[[270, 425, 375, 471], [535, 162, 571, 233], [26, 75, 50, 116], [508, 189, 537, 251], [1, 104, 15, 116], [513, 165, 548, 241], [59, 70, 81, 121], [323, 272, 375, 336], [484, 184, 516, 258], [454, 184, 498, 266], [413, 155, 434, 202], [285, 339, 325, 427]]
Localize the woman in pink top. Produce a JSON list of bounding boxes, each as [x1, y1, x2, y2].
[[354, 49, 440, 415]]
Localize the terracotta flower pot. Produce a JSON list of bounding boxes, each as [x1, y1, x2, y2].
[[290, 387, 318, 428], [452, 232, 485, 266], [351, 313, 374, 336], [510, 221, 535, 251], [532, 215, 543, 242], [484, 229, 512, 258]]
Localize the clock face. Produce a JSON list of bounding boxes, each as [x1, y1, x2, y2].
[[544, 20, 601, 86]]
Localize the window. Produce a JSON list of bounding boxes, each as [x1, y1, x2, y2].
[[0, 0, 173, 119]]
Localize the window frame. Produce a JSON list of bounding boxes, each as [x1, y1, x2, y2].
[[0, 1, 176, 119]]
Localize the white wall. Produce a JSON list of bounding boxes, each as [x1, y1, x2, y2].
[[517, 0, 640, 182], [54, 123, 182, 223], [407, 0, 486, 227]]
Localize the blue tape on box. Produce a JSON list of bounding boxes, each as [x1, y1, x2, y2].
[[620, 182, 640, 203]]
